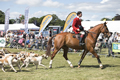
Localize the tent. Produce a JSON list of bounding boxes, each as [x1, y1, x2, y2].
[[82, 21, 120, 33], [0, 23, 39, 31], [67, 21, 120, 33]]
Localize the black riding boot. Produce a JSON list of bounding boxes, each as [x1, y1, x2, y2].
[[79, 37, 84, 46]]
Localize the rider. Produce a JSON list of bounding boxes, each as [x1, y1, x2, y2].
[[72, 11, 85, 46]]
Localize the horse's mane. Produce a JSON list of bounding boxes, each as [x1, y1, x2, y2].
[[88, 23, 103, 31]]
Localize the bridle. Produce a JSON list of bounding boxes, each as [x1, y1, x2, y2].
[[100, 24, 109, 38], [100, 24, 108, 34], [88, 23, 109, 40]]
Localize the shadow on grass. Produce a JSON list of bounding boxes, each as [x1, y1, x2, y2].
[[55, 66, 66, 69], [73, 64, 120, 69], [18, 70, 30, 72], [5, 69, 30, 72]]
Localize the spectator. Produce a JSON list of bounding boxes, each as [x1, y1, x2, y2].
[[5, 35, 10, 47], [28, 37, 34, 49], [26, 37, 30, 45], [9, 35, 14, 48], [116, 33, 120, 43], [9, 32, 14, 37], [3, 32, 6, 37], [107, 32, 114, 57], [98, 33, 104, 47], [23, 32, 26, 39], [113, 32, 117, 42], [31, 32, 35, 39], [36, 37, 42, 49], [42, 37, 48, 49], [28, 38, 38, 50], [14, 32, 17, 38], [18, 38, 25, 47], [29, 32, 32, 38], [40, 33, 43, 38], [1, 31, 3, 37], [23, 32, 27, 48]]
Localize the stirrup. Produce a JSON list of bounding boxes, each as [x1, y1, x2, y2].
[[79, 43, 85, 46]]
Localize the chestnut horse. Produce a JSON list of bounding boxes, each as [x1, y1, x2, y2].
[[46, 22, 109, 68]]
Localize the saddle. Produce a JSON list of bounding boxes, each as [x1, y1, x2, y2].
[[72, 31, 88, 42]]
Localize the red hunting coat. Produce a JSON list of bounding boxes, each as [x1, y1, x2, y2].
[[72, 17, 82, 34]]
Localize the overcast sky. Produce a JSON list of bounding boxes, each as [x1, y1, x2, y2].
[[0, 0, 120, 21]]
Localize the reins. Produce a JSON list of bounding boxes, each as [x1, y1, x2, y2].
[[87, 24, 105, 41], [88, 31, 96, 40]]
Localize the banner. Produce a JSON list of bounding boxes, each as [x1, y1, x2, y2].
[[63, 12, 77, 32], [39, 14, 52, 36], [24, 7, 29, 33], [4, 8, 10, 33], [0, 38, 6, 47], [112, 42, 120, 52]]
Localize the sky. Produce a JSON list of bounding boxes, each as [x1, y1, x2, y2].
[[0, 0, 120, 21]]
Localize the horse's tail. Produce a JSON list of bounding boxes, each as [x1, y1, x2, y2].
[[46, 35, 56, 57]]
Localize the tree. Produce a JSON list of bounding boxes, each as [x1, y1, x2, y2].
[[9, 19, 15, 24], [37, 16, 45, 26], [100, 18, 112, 21], [86, 20, 90, 21], [19, 15, 25, 23], [29, 16, 44, 27], [49, 14, 65, 26], [29, 17, 39, 25], [29, 14, 65, 27], [113, 14, 120, 20], [0, 10, 5, 24]]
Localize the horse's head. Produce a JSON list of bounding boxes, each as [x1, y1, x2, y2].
[[100, 22, 109, 38]]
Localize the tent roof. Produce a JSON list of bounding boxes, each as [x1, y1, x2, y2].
[[0, 23, 39, 31], [82, 21, 120, 33]]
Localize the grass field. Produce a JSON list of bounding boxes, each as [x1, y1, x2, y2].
[[0, 48, 120, 80]]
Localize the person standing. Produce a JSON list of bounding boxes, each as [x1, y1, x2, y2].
[[23, 32, 26, 48], [107, 32, 114, 57]]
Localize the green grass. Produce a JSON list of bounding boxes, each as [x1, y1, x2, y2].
[[0, 48, 120, 80]]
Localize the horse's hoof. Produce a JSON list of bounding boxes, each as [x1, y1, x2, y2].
[[100, 66, 103, 69], [78, 65, 80, 68], [70, 66, 73, 68], [99, 64, 103, 69], [49, 67, 52, 69]]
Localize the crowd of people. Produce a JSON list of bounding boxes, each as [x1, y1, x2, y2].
[[1, 31, 49, 50], [97, 32, 120, 57], [0, 30, 120, 56], [107, 32, 120, 57]]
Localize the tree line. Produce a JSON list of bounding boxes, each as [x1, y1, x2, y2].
[[0, 10, 65, 27], [0, 10, 120, 26]]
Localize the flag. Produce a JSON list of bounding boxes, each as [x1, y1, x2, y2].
[[4, 8, 10, 33], [24, 7, 29, 33], [39, 14, 52, 36], [63, 12, 77, 32]]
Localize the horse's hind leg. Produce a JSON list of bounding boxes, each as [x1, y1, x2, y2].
[[49, 48, 60, 68], [90, 48, 103, 69], [63, 47, 73, 68]]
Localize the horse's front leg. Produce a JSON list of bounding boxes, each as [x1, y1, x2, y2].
[[89, 47, 103, 69], [78, 50, 88, 68]]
